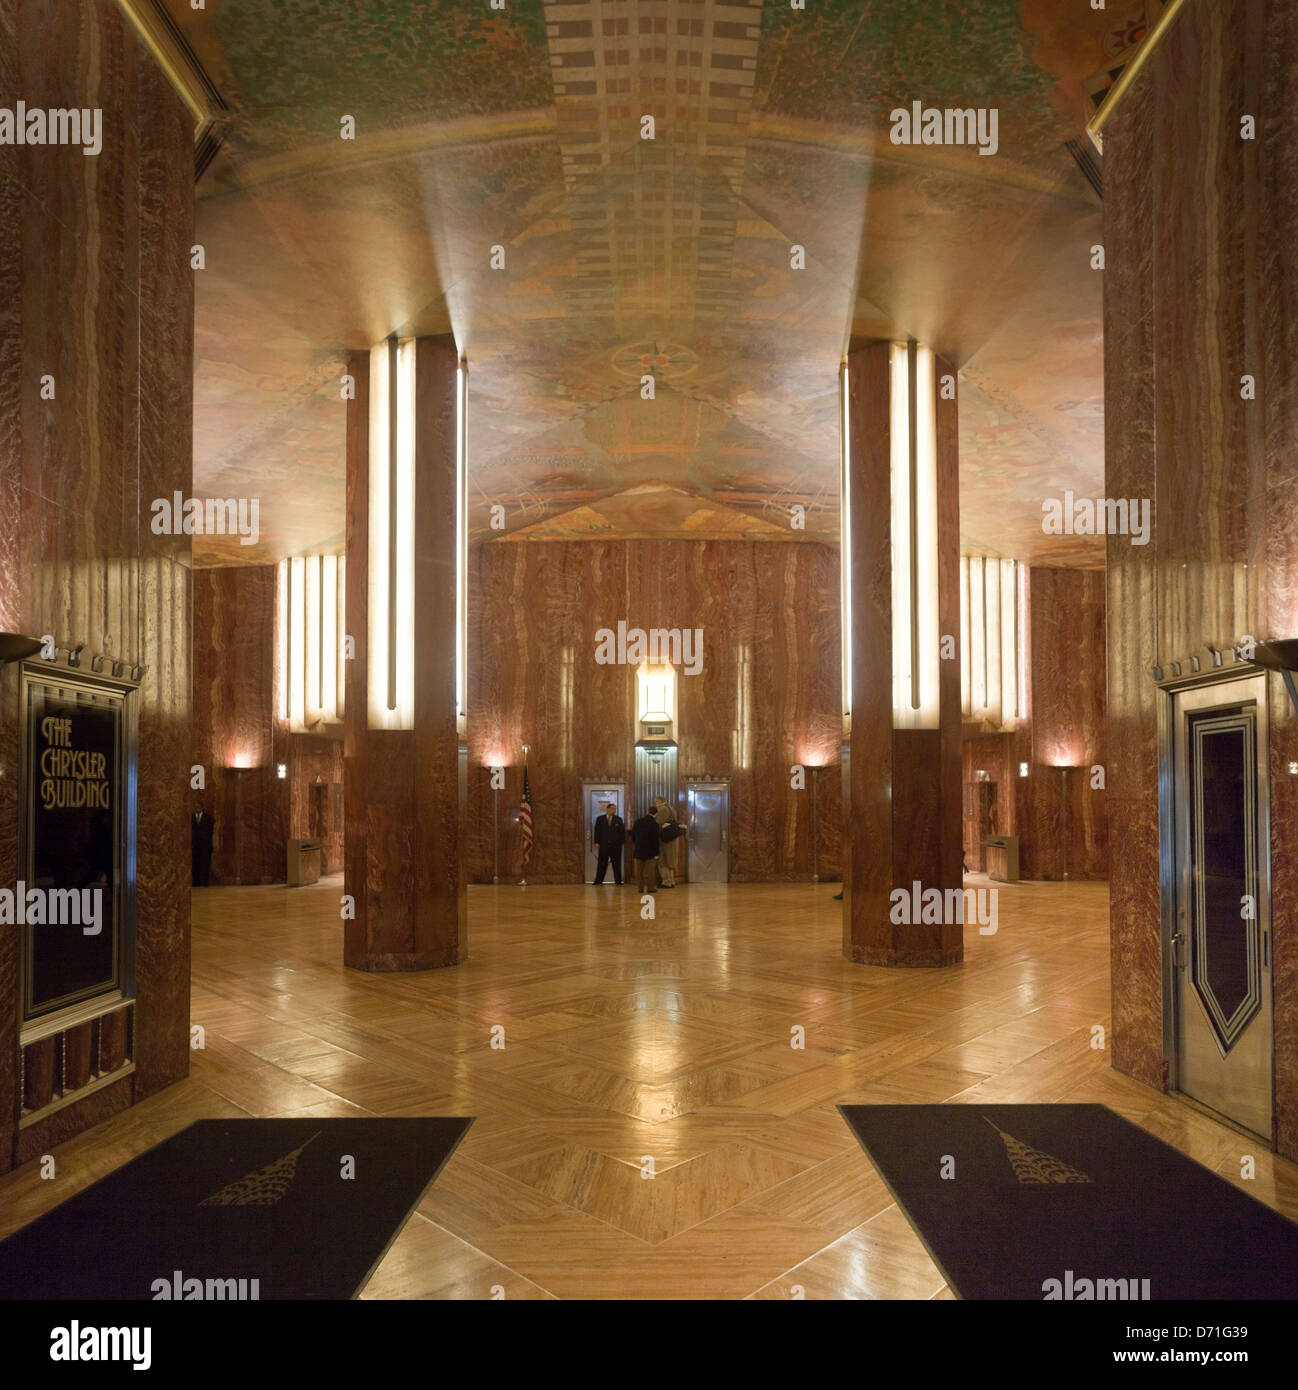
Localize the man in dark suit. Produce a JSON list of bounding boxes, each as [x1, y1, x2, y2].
[[591, 801, 625, 885], [192, 806, 215, 886]]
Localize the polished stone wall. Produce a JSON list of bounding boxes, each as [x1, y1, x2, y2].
[[1104, 0, 1298, 1155], [467, 539, 843, 885], [0, 0, 194, 1168]]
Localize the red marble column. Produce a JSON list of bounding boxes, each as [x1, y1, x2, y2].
[[842, 340, 962, 966], [345, 338, 467, 970]]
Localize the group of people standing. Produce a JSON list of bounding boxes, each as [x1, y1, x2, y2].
[[591, 797, 683, 892]]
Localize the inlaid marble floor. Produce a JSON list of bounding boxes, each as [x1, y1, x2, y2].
[[3, 877, 1295, 1298]]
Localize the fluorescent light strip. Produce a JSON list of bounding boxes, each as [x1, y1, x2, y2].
[[839, 360, 852, 721], [277, 559, 289, 721], [456, 360, 468, 731], [305, 554, 321, 721], [914, 345, 939, 726], [367, 339, 415, 729], [959, 555, 971, 718], [889, 343, 912, 723], [289, 555, 306, 731], [1000, 559, 1017, 724], [336, 556, 346, 719], [387, 336, 399, 711]]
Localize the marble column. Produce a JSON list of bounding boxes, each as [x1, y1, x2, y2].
[[842, 339, 963, 966], [344, 336, 467, 970]]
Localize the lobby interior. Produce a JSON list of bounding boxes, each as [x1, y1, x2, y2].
[[3, 0, 1298, 1302]]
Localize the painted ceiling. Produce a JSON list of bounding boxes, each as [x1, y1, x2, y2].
[[174, 0, 1142, 568]]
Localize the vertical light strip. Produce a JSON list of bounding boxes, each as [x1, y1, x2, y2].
[[959, 554, 1023, 728], [336, 555, 346, 719], [289, 555, 306, 732], [394, 340, 415, 724], [321, 555, 338, 721], [305, 554, 321, 721], [277, 559, 289, 721], [959, 555, 971, 718], [367, 339, 415, 729], [913, 344, 939, 726], [999, 558, 1017, 724], [367, 341, 391, 727], [386, 335, 399, 712], [970, 557, 987, 716], [890, 341, 940, 728], [456, 360, 469, 734], [889, 342, 912, 723], [985, 556, 1002, 722], [839, 360, 852, 722]]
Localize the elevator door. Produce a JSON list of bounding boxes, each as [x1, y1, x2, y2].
[[1169, 675, 1273, 1138], [687, 782, 729, 883], [584, 782, 626, 884]]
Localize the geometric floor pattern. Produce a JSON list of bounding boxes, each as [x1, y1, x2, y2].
[[3, 878, 1295, 1299]]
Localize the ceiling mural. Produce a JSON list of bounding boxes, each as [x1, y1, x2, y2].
[[171, 0, 1128, 567]]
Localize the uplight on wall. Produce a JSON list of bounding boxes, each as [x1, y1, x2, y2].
[[890, 342, 939, 729], [279, 553, 346, 733], [960, 556, 1023, 728], [368, 336, 416, 729]]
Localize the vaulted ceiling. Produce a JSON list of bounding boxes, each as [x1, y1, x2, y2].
[[174, 0, 1138, 567]]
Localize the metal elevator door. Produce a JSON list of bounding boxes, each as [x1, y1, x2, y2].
[[687, 782, 729, 883], [1169, 675, 1273, 1138]]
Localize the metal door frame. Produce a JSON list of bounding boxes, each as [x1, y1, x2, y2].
[[583, 780, 626, 883], [1157, 665, 1274, 1138], [686, 778, 730, 883]]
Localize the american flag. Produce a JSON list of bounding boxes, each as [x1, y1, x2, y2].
[[519, 765, 533, 867]]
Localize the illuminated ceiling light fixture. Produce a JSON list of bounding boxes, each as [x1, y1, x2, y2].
[[891, 341, 939, 728], [368, 336, 416, 729]]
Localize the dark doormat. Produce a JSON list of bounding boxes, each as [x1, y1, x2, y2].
[[839, 1103, 1298, 1300], [0, 1116, 472, 1300]]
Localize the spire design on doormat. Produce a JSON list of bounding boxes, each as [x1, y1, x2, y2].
[[984, 1117, 1093, 1184], [198, 1132, 321, 1207]]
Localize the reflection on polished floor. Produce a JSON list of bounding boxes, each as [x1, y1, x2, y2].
[[3, 878, 1295, 1300]]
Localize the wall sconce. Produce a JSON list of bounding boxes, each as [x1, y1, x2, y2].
[[1288, 762, 1298, 776], [368, 335, 416, 729], [1019, 762, 1029, 778], [890, 341, 940, 729], [1249, 639, 1298, 718], [276, 764, 287, 779]]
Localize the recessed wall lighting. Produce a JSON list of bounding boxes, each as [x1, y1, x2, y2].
[[276, 764, 287, 779], [1019, 762, 1029, 778]]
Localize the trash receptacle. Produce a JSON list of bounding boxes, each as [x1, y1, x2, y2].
[[287, 839, 323, 887], [980, 834, 1019, 884]]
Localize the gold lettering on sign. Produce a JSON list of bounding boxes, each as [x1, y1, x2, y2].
[[38, 714, 111, 811]]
